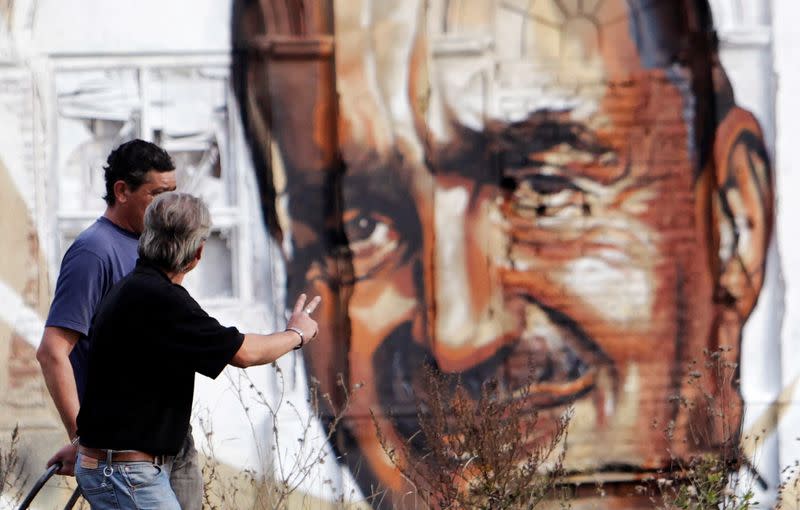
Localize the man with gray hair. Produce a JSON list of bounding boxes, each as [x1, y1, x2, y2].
[[69, 192, 320, 509]]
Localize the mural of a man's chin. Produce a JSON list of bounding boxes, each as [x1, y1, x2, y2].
[[232, 0, 773, 507]]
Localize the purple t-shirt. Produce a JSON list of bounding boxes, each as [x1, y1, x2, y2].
[[45, 216, 139, 401]]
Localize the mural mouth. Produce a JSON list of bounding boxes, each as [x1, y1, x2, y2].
[[373, 311, 613, 456]]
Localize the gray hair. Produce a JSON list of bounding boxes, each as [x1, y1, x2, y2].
[[138, 192, 211, 273]]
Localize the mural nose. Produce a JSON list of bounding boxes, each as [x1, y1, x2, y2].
[[431, 185, 519, 372]]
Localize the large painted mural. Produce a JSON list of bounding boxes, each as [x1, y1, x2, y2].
[[232, 0, 773, 507]]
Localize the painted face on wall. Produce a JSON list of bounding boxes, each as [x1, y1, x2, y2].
[[234, 0, 772, 505]]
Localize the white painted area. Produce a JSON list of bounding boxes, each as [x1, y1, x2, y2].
[[433, 186, 474, 345], [0, 0, 36, 62], [0, 67, 38, 216], [563, 257, 651, 323], [0, 279, 44, 348], [772, 0, 800, 503], [711, 0, 771, 30], [33, 0, 231, 55]]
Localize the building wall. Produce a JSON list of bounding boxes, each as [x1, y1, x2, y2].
[[772, 0, 800, 504], [0, 1, 792, 508]]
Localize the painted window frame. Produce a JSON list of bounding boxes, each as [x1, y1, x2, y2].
[[47, 53, 255, 307]]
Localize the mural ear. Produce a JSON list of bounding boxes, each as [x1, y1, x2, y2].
[[711, 107, 773, 320], [672, 107, 774, 458]]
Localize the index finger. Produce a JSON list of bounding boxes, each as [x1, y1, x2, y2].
[[292, 293, 308, 315]]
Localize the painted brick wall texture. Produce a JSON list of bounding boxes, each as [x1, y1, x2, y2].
[[232, 0, 773, 508]]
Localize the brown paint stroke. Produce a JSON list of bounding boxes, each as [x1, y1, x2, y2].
[[0, 157, 49, 315]]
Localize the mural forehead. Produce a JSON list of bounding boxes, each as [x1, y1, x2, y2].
[[430, 0, 632, 130], [232, 0, 773, 507]]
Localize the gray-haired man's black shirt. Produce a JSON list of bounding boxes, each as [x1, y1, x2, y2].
[[76, 259, 244, 455]]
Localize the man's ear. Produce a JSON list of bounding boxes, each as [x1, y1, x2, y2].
[[711, 106, 773, 320], [183, 242, 205, 274], [113, 180, 129, 204]]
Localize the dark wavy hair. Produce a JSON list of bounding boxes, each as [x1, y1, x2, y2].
[[103, 139, 175, 206]]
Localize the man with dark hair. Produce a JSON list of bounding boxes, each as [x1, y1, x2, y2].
[[37, 140, 202, 509], [100, 139, 177, 228]]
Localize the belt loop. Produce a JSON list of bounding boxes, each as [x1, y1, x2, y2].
[[103, 449, 114, 477]]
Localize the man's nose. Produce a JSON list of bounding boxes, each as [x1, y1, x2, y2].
[[429, 184, 518, 372]]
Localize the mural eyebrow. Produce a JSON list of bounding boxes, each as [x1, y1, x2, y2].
[[341, 166, 416, 211], [498, 118, 613, 158]]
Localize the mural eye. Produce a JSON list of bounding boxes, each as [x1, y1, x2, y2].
[[510, 175, 590, 219], [342, 209, 402, 277], [526, 174, 580, 195], [345, 215, 380, 244]]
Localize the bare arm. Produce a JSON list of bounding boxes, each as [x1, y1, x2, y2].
[[37, 326, 81, 475], [230, 294, 321, 368], [36, 326, 80, 439]]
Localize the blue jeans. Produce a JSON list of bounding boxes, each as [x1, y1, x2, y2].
[[75, 453, 180, 510]]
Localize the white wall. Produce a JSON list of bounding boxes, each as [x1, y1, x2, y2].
[[33, 0, 231, 55], [771, 0, 800, 497]]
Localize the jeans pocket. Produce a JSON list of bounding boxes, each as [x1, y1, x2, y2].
[[121, 462, 163, 489], [76, 464, 119, 508]]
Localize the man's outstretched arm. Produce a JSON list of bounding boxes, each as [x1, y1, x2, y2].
[[231, 294, 321, 368]]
